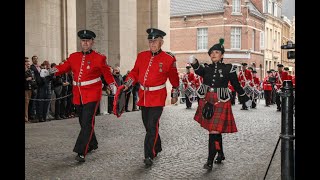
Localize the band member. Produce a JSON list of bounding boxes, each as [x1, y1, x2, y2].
[[263, 71, 273, 107], [188, 39, 250, 170], [49, 29, 118, 162], [238, 63, 253, 110], [123, 28, 180, 166], [251, 70, 260, 109], [284, 67, 293, 81], [275, 64, 289, 111], [182, 64, 195, 109], [269, 69, 277, 104]]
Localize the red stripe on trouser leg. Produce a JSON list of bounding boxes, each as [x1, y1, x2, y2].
[[84, 101, 100, 156], [215, 140, 221, 151], [152, 118, 160, 157]]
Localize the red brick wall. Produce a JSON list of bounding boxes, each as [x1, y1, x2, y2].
[[171, 0, 265, 77]]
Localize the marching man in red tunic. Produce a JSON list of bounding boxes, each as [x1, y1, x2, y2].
[[50, 30, 118, 162], [238, 63, 253, 110], [263, 70, 273, 107], [122, 28, 180, 166], [182, 64, 196, 109], [275, 64, 289, 111], [251, 70, 260, 109]]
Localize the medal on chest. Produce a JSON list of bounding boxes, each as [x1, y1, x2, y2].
[[159, 62, 163, 72], [87, 60, 91, 70], [218, 69, 223, 77]]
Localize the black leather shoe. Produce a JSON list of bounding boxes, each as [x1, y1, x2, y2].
[[75, 154, 85, 162], [214, 155, 225, 164], [132, 108, 139, 111], [203, 160, 213, 170], [125, 109, 131, 112], [144, 157, 153, 166], [55, 116, 63, 120]]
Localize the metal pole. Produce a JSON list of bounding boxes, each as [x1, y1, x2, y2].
[[280, 80, 295, 180]]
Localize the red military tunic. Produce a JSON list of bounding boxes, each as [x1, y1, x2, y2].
[[194, 75, 203, 90], [275, 71, 289, 89], [126, 50, 179, 107], [54, 50, 116, 105], [238, 69, 253, 87], [263, 76, 272, 91], [253, 77, 260, 88], [182, 72, 196, 89]]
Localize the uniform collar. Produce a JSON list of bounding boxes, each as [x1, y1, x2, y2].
[[151, 49, 162, 56], [210, 61, 221, 67], [82, 49, 93, 55]]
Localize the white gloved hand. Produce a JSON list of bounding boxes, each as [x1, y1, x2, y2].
[[109, 83, 117, 95], [188, 55, 196, 64], [40, 69, 50, 77]]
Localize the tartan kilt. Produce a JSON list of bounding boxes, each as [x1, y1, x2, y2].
[[194, 92, 237, 133]]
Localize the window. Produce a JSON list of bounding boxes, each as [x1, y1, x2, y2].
[[269, 29, 272, 49], [252, 29, 255, 51], [272, 2, 275, 15], [232, 0, 241, 13], [274, 3, 277, 17], [260, 31, 265, 50], [263, 0, 266, 13], [197, 28, 208, 50], [278, 6, 282, 17], [278, 32, 280, 51], [274, 31, 277, 50], [231, 27, 241, 49], [268, 0, 272, 14], [266, 28, 268, 49]]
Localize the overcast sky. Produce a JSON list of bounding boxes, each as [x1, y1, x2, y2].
[[282, 0, 295, 20]]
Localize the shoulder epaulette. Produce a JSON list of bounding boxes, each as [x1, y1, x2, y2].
[[229, 64, 238, 73], [165, 51, 175, 58], [95, 51, 106, 56]]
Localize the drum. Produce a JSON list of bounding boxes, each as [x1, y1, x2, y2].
[[252, 88, 260, 99], [243, 85, 253, 96], [184, 86, 195, 98]]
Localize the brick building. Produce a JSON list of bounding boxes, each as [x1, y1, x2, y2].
[[170, 0, 265, 79]]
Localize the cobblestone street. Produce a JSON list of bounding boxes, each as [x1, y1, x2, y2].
[[25, 99, 291, 180]]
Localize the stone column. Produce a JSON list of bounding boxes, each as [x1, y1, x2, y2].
[[64, 0, 77, 59]]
